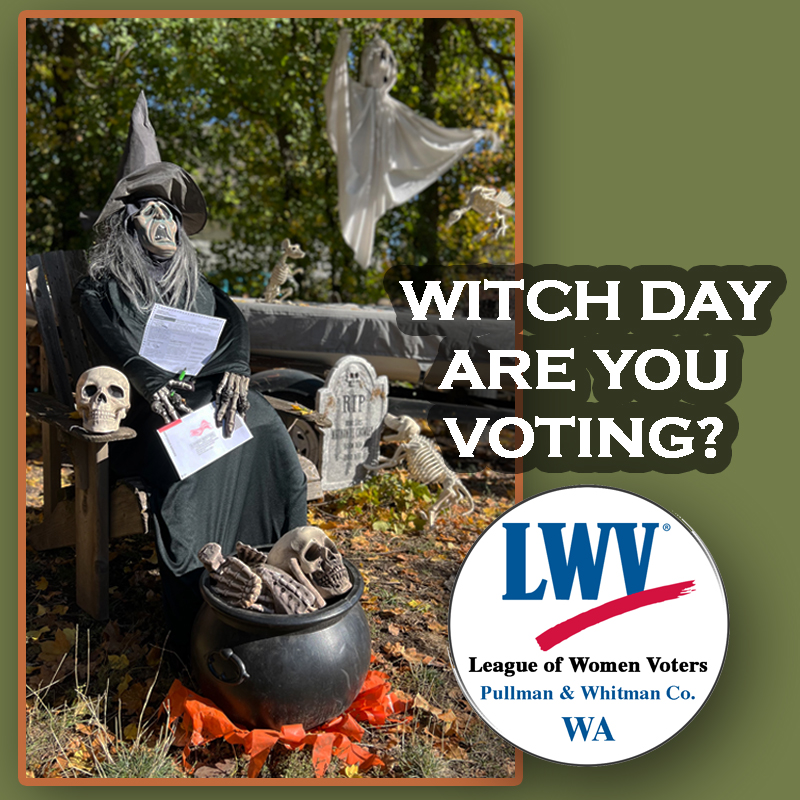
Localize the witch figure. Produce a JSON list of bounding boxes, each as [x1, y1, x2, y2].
[[74, 92, 308, 657]]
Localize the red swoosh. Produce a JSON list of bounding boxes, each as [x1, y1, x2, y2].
[[536, 580, 696, 651], [190, 419, 212, 437]]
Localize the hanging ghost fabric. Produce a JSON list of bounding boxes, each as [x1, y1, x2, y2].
[[324, 29, 500, 268]]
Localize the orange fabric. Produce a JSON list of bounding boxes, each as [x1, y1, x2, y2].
[[163, 669, 408, 778], [348, 669, 410, 725]]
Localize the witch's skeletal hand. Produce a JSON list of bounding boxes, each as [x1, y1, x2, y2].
[[150, 377, 196, 424], [215, 372, 250, 438]]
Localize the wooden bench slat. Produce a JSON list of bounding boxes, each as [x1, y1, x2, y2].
[[42, 250, 92, 383], [27, 257, 74, 407]]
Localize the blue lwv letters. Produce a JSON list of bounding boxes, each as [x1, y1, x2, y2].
[[502, 522, 657, 600]]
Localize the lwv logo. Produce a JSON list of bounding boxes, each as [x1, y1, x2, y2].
[[503, 520, 695, 652], [448, 486, 726, 766], [502, 521, 657, 600]]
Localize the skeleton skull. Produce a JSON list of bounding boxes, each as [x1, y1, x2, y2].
[[75, 366, 131, 433], [132, 199, 178, 257], [281, 238, 305, 260], [382, 413, 420, 443], [267, 526, 352, 600]]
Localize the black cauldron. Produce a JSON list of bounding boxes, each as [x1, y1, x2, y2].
[[190, 558, 371, 731]]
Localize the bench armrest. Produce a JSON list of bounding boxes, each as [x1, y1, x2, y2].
[[26, 392, 137, 443]]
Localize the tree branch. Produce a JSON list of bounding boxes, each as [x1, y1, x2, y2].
[[460, 18, 515, 104]]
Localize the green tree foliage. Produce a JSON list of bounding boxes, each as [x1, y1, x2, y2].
[[26, 17, 515, 301]]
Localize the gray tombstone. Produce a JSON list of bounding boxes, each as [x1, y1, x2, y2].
[[316, 355, 389, 492]]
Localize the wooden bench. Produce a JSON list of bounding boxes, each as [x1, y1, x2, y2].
[[26, 250, 146, 620], [26, 250, 324, 620]]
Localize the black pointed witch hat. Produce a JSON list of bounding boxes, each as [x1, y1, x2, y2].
[[95, 91, 208, 235]]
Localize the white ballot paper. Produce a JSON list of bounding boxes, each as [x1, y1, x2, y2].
[[157, 402, 253, 480], [140, 303, 226, 375]]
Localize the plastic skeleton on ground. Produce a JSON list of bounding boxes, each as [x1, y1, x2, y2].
[[262, 238, 305, 303], [446, 186, 515, 242], [198, 541, 322, 614], [366, 414, 474, 529]]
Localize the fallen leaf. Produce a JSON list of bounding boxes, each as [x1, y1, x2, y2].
[[193, 765, 229, 779], [436, 739, 468, 760], [425, 619, 448, 634], [37, 627, 76, 661], [381, 642, 436, 666], [146, 646, 163, 667], [118, 681, 148, 714], [413, 694, 444, 716], [430, 708, 459, 737], [107, 653, 130, 671], [439, 709, 458, 726], [27, 625, 50, 642], [343, 763, 361, 778], [213, 758, 238, 775]]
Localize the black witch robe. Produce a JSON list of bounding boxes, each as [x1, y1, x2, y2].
[[74, 274, 308, 645]]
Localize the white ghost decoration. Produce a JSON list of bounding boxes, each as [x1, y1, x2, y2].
[[324, 29, 500, 268]]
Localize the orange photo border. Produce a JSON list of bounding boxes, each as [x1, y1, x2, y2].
[[19, 8, 523, 786]]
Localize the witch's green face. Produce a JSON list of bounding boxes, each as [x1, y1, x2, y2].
[[132, 200, 178, 257]]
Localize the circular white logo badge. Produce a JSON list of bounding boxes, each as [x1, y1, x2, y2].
[[449, 485, 728, 765]]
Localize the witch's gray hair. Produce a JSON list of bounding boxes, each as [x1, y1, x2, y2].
[[88, 210, 199, 312]]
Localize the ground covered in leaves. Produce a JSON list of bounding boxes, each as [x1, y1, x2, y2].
[[24, 420, 516, 780]]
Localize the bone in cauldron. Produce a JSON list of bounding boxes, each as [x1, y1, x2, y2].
[[189, 550, 370, 731]]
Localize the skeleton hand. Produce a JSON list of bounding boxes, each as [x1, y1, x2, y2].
[[150, 377, 195, 424], [215, 372, 250, 438]]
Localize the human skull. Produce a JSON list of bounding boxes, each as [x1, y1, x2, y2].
[[75, 366, 131, 433], [132, 199, 178, 257], [359, 35, 398, 92], [267, 526, 352, 600]]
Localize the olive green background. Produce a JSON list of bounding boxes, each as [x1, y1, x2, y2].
[[10, 0, 798, 797]]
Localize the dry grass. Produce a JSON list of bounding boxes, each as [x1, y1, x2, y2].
[[25, 635, 182, 779]]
